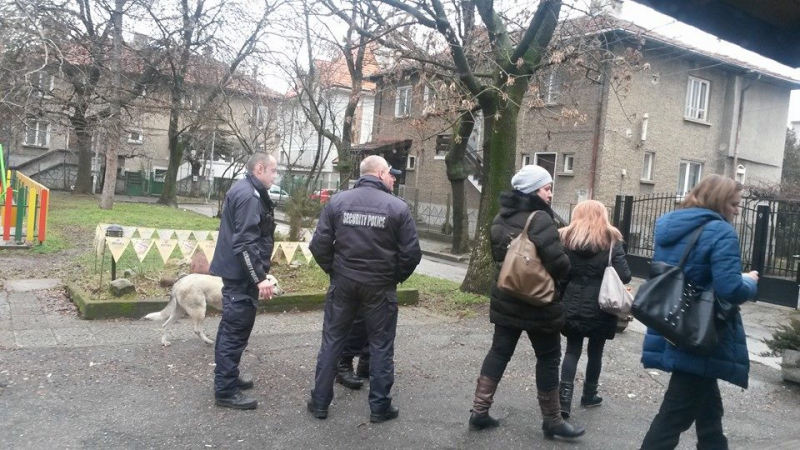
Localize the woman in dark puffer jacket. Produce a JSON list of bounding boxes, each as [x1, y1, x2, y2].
[[468, 165, 585, 440], [557, 200, 631, 419]]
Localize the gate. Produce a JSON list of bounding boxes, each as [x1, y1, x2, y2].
[[614, 193, 800, 308]]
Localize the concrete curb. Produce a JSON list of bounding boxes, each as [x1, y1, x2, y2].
[[420, 249, 469, 263], [66, 282, 420, 320]]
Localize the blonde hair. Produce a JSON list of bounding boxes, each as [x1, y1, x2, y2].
[[559, 200, 623, 251], [681, 174, 743, 216]]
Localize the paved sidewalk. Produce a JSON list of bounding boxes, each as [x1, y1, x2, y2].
[[2, 279, 800, 449]]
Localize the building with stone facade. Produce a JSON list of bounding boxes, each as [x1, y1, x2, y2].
[[364, 22, 800, 226]]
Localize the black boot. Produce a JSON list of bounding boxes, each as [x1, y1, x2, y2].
[[581, 383, 603, 408], [215, 392, 258, 410], [559, 381, 574, 418], [370, 405, 399, 423], [539, 389, 586, 440], [356, 356, 370, 379], [468, 375, 500, 431], [237, 374, 254, 390], [335, 356, 364, 390]]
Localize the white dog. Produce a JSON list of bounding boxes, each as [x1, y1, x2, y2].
[[144, 274, 283, 347]]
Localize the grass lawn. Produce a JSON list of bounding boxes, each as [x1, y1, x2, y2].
[[18, 192, 487, 315]]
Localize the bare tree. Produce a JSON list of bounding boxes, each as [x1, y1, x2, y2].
[[322, 0, 641, 293], [139, 0, 282, 207]]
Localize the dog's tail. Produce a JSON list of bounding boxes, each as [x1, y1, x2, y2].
[[144, 290, 178, 322]]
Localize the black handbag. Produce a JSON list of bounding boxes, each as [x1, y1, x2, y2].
[[632, 224, 720, 355]]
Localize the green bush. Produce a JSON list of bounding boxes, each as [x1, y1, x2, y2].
[[763, 318, 800, 356]]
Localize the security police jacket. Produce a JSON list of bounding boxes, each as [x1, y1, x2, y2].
[[210, 173, 275, 285], [310, 175, 421, 286]]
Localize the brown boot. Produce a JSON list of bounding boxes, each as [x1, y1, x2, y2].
[[538, 389, 585, 439], [469, 375, 500, 431]]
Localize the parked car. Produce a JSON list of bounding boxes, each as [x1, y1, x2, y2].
[[268, 185, 289, 204], [309, 189, 337, 204]]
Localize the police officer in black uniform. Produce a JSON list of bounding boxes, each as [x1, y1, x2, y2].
[[210, 152, 278, 410], [307, 155, 421, 423]]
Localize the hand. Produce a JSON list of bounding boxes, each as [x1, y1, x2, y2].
[[744, 271, 759, 282], [257, 278, 275, 300]]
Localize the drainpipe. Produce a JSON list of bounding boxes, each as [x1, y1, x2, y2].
[[589, 35, 610, 199], [732, 73, 760, 178]]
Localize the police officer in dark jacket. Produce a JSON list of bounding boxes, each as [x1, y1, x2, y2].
[[306, 155, 421, 423], [210, 152, 278, 410]]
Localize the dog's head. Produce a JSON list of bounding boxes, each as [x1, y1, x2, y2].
[[266, 274, 284, 297]]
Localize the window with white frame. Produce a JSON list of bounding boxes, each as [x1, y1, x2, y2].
[[642, 151, 655, 181], [395, 86, 412, 117], [24, 120, 49, 147], [521, 153, 532, 166], [255, 105, 268, 128], [677, 160, 703, 196], [435, 134, 450, 157], [128, 128, 144, 144], [422, 84, 437, 113], [685, 76, 710, 122], [407, 155, 417, 170], [542, 67, 561, 105], [562, 154, 574, 173], [32, 72, 54, 96]]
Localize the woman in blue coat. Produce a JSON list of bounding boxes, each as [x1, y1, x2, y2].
[[639, 175, 758, 450]]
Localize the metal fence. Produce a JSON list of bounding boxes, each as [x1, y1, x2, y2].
[[613, 192, 800, 281]]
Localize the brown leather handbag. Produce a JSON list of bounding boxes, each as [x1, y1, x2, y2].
[[497, 211, 555, 306]]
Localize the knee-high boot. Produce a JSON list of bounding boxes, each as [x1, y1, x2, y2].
[[538, 389, 586, 439], [559, 381, 575, 418], [469, 375, 500, 431]]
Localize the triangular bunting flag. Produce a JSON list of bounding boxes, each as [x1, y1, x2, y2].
[[95, 235, 105, 260], [178, 240, 198, 259], [175, 230, 193, 241], [137, 227, 156, 240], [157, 229, 175, 240], [193, 230, 210, 241], [298, 242, 313, 262], [121, 226, 137, 238], [282, 242, 299, 263], [271, 242, 287, 265], [155, 239, 178, 264], [131, 238, 154, 262], [197, 240, 217, 263], [106, 237, 130, 262], [210, 231, 219, 241]]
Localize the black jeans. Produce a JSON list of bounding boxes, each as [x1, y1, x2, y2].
[[214, 280, 258, 397], [560, 335, 606, 385], [479, 324, 561, 392], [312, 274, 398, 412], [640, 371, 728, 450]]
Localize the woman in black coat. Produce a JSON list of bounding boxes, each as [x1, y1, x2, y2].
[[557, 200, 631, 418], [468, 165, 584, 440]]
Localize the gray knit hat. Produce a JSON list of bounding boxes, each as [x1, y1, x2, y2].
[[511, 165, 553, 194]]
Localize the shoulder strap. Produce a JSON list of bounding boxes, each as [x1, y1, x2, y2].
[[608, 241, 615, 267], [677, 222, 710, 268], [520, 211, 540, 238]]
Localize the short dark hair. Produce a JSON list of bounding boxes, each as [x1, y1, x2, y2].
[[681, 174, 743, 216], [246, 152, 274, 172]]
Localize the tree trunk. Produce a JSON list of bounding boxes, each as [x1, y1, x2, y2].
[[72, 113, 93, 194], [99, 0, 125, 210], [460, 92, 523, 294], [157, 103, 183, 207], [445, 114, 476, 254]]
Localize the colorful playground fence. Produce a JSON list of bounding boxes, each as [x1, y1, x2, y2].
[[1, 168, 50, 244]]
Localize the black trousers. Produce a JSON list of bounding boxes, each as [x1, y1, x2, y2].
[[341, 317, 370, 361], [479, 324, 561, 392], [312, 274, 398, 412], [640, 371, 728, 450], [560, 334, 607, 385], [214, 279, 258, 397]]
